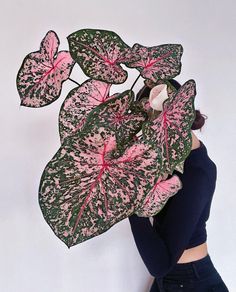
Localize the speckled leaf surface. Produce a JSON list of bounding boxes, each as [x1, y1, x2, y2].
[[135, 174, 182, 217], [38, 127, 161, 247], [16, 30, 75, 107], [67, 29, 138, 84], [142, 79, 196, 174], [82, 90, 147, 149], [59, 79, 119, 143], [124, 44, 183, 83]]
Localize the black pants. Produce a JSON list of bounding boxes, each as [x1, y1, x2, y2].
[[149, 254, 229, 291]]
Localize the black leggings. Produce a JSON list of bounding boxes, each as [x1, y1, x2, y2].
[[149, 253, 229, 291]]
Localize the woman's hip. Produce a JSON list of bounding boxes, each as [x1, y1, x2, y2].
[[150, 253, 229, 291]]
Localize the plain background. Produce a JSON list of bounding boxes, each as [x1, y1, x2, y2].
[[1, 1, 235, 291]]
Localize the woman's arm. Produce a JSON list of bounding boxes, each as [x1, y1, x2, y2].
[[128, 160, 217, 279]]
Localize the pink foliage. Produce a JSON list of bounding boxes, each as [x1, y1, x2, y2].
[[16, 30, 75, 107], [67, 29, 139, 84], [39, 127, 161, 247], [16, 28, 197, 247], [59, 79, 119, 143], [143, 79, 196, 174], [125, 43, 183, 82], [81, 90, 147, 148], [135, 175, 182, 217]]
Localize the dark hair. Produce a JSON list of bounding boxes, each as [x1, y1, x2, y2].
[[136, 79, 207, 130]]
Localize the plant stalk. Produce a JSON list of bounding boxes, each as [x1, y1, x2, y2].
[[68, 78, 80, 86], [130, 73, 141, 91]]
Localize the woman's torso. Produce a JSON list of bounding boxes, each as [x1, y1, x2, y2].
[[164, 134, 211, 264], [177, 134, 208, 263]]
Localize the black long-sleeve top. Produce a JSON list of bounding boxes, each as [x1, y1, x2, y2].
[[128, 140, 217, 279]]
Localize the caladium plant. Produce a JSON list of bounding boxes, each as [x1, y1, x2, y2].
[[16, 27, 198, 247], [16, 30, 75, 107]]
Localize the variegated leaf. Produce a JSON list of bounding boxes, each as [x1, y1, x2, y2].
[[124, 44, 183, 83], [81, 90, 147, 151], [142, 79, 196, 174], [135, 174, 182, 217], [17, 30, 75, 107], [67, 29, 139, 84], [39, 127, 161, 247], [59, 79, 118, 143]]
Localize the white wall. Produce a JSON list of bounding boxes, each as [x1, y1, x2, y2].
[[0, 0, 235, 291]]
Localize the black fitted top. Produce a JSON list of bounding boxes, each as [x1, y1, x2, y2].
[[128, 140, 217, 279]]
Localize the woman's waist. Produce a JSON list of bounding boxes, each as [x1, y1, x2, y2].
[[177, 241, 208, 263], [160, 252, 222, 286]]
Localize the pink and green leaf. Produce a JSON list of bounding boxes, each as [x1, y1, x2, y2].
[[16, 30, 75, 107], [59, 79, 119, 143], [142, 79, 196, 174], [135, 174, 182, 217], [38, 127, 161, 247], [124, 44, 183, 83], [67, 29, 139, 84]]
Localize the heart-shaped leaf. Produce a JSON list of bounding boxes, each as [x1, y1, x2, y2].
[[142, 79, 196, 174], [124, 44, 183, 83], [67, 29, 139, 84], [59, 79, 119, 143], [39, 127, 161, 247], [135, 174, 182, 217], [16, 30, 75, 107], [81, 90, 147, 151]]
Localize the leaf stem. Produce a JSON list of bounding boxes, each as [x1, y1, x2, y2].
[[130, 73, 141, 91], [68, 78, 80, 86]]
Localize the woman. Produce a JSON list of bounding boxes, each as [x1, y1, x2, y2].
[[128, 79, 229, 291]]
